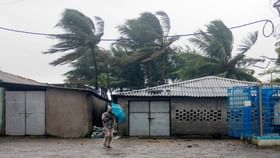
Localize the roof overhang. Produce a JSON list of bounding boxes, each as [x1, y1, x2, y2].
[[0, 81, 110, 102]]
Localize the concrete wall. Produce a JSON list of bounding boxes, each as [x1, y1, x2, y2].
[[46, 88, 93, 138], [116, 97, 228, 136], [91, 96, 107, 127], [171, 98, 227, 136]]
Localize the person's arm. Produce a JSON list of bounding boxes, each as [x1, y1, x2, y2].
[[101, 113, 105, 121], [102, 113, 111, 122]]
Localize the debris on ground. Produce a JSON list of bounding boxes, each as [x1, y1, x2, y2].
[[91, 126, 104, 138], [91, 126, 120, 139]]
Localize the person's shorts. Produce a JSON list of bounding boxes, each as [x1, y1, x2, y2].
[[103, 121, 114, 129]]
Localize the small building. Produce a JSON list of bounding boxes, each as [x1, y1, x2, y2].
[[0, 70, 108, 138], [45, 86, 108, 138], [112, 76, 257, 137]]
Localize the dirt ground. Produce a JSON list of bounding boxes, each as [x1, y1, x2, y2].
[[0, 137, 280, 158]]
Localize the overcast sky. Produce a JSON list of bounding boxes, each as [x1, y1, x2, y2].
[[0, 0, 279, 83]]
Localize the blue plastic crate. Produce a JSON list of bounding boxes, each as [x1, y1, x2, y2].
[[228, 85, 280, 138], [227, 107, 255, 138]]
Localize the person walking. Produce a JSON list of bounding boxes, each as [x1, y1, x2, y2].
[[102, 105, 115, 148]]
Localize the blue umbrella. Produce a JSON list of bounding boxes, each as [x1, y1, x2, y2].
[[111, 102, 126, 123]]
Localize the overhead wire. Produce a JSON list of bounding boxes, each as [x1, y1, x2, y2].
[[0, 26, 56, 36], [0, 19, 277, 41]]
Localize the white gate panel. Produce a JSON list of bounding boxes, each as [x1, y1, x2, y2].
[[129, 101, 149, 112], [150, 101, 170, 136], [129, 101, 149, 136], [150, 113, 170, 136], [5, 92, 25, 135], [150, 101, 170, 112], [26, 91, 45, 135], [129, 101, 170, 136], [129, 113, 149, 136]]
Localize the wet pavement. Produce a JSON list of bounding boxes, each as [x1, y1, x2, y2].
[[0, 137, 280, 158]]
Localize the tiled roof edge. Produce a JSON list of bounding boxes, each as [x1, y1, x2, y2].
[[114, 76, 258, 96]]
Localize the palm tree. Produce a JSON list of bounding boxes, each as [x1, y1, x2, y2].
[[64, 48, 106, 87], [181, 20, 259, 81], [110, 45, 145, 89], [44, 9, 104, 90], [115, 11, 179, 85]]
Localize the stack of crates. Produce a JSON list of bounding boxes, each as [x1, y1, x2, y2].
[[227, 86, 257, 137], [261, 87, 280, 134], [227, 107, 254, 137], [227, 85, 280, 138]]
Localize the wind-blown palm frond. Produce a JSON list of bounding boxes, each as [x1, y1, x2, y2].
[[190, 32, 226, 63], [119, 13, 163, 45], [178, 53, 224, 79], [237, 31, 258, 54], [239, 68, 255, 75], [184, 20, 259, 81], [115, 11, 179, 86], [237, 57, 265, 67], [155, 11, 170, 38], [207, 20, 233, 58], [259, 67, 280, 76], [50, 47, 89, 65], [94, 16, 104, 38], [190, 20, 233, 63], [43, 34, 85, 54], [140, 12, 163, 37], [44, 9, 104, 90], [45, 9, 103, 55], [119, 51, 149, 66], [189, 31, 210, 54], [228, 53, 246, 67], [233, 68, 259, 81], [56, 9, 95, 36]]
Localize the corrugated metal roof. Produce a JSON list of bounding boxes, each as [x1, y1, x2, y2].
[[0, 70, 42, 86], [0, 71, 110, 101], [113, 76, 258, 97]]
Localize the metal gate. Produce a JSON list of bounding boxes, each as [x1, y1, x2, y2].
[[129, 101, 170, 136], [5, 91, 45, 135]]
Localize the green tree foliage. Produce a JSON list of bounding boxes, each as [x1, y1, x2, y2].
[[179, 20, 259, 81], [64, 48, 111, 86], [109, 46, 145, 90], [115, 11, 179, 87], [259, 66, 280, 83], [262, 40, 280, 83], [44, 9, 104, 90], [44, 9, 261, 91]]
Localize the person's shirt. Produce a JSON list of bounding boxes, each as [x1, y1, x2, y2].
[[102, 111, 115, 129]]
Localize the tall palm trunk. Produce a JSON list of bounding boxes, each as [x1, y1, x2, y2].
[[160, 54, 165, 84], [145, 63, 151, 87], [91, 46, 99, 90], [106, 69, 112, 96]]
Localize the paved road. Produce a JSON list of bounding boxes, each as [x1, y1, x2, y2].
[[0, 137, 279, 158]]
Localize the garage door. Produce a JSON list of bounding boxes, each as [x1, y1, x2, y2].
[[25, 91, 46, 135], [5, 91, 45, 136], [5, 92, 25, 135], [129, 101, 170, 136]]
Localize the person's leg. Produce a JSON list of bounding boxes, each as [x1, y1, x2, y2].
[[103, 128, 109, 147], [107, 129, 113, 148]]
